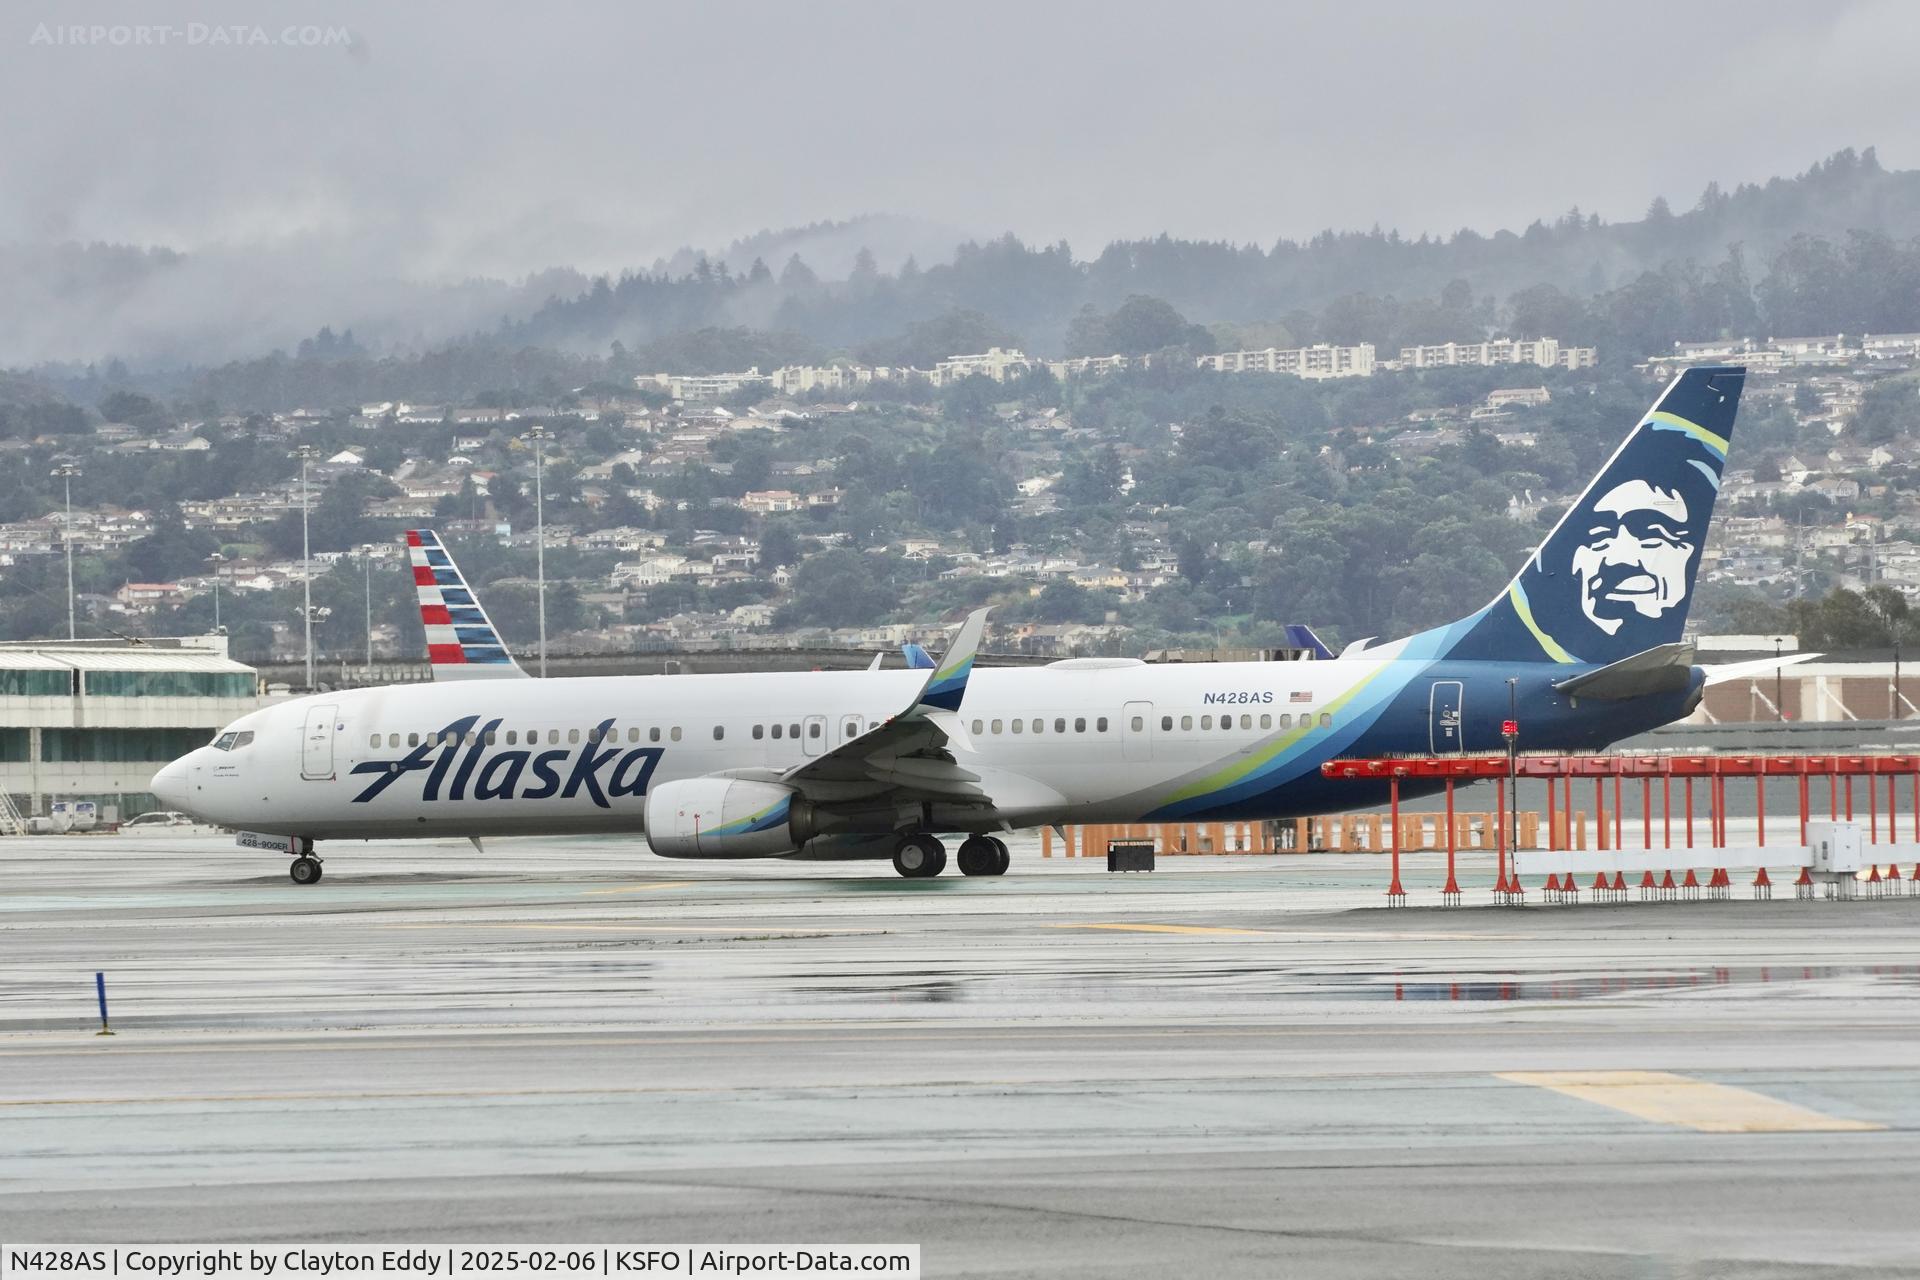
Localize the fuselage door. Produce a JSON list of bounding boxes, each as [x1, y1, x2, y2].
[[801, 714, 828, 757], [1122, 700, 1154, 763], [301, 703, 339, 780], [1429, 681, 1464, 754]]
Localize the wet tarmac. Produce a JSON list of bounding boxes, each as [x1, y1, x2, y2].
[[4, 834, 1920, 1276]]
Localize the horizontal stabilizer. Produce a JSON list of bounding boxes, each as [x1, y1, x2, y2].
[[901, 642, 934, 670], [1702, 651, 1820, 687], [1552, 642, 1695, 701]]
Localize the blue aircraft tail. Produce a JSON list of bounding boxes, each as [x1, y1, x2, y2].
[[1433, 365, 1744, 666]]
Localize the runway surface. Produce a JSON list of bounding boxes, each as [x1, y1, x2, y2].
[[5, 834, 1920, 1277]]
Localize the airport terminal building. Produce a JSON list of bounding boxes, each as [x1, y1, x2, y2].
[[0, 635, 262, 826]]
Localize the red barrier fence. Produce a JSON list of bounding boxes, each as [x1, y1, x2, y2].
[[1322, 753, 1920, 907]]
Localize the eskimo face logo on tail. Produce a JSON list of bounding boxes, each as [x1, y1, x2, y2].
[[1571, 479, 1698, 636], [349, 716, 662, 809]]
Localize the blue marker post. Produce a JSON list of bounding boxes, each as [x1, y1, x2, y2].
[[94, 971, 113, 1036]]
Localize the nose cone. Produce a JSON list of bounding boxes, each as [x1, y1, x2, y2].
[[151, 758, 191, 811]]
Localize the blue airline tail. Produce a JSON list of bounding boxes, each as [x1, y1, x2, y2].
[[1431, 365, 1744, 666]]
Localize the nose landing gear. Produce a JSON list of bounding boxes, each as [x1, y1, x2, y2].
[[286, 837, 323, 885]]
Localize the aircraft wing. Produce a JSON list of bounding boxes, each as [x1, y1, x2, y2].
[[406, 529, 528, 680], [779, 608, 993, 806]]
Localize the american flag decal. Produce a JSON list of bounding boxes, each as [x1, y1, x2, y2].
[[406, 529, 527, 680], [1290, 690, 1313, 703]]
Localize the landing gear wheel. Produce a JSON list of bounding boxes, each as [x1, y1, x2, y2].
[[289, 855, 322, 885], [957, 836, 1000, 876], [892, 834, 947, 878], [988, 836, 1010, 876]]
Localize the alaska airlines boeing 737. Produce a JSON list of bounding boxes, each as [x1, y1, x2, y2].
[[154, 366, 1792, 881]]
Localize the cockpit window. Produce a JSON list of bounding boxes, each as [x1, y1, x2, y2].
[[232, 731, 254, 749], [213, 732, 237, 751]]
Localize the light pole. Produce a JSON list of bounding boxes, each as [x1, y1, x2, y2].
[[206, 551, 226, 633], [51, 463, 80, 639], [523, 424, 551, 677], [1896, 639, 1904, 722], [1774, 636, 1785, 722], [361, 546, 375, 680], [292, 444, 320, 689], [297, 604, 332, 668]]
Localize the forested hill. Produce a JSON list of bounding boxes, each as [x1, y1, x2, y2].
[[26, 148, 1920, 413], [509, 148, 1920, 357]]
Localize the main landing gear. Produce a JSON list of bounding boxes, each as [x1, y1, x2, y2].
[[287, 838, 323, 885], [892, 834, 1009, 878]]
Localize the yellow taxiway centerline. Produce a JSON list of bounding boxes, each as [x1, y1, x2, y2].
[[1498, 1070, 1884, 1133]]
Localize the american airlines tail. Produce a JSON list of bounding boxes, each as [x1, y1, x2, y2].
[[1425, 365, 1743, 666], [406, 529, 526, 680]]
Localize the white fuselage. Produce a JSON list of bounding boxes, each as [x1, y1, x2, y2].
[[153, 659, 1398, 845]]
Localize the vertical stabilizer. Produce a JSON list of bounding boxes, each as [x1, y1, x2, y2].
[[406, 529, 528, 680], [1435, 365, 1744, 665]]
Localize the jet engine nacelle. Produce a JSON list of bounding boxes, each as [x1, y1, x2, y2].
[[643, 778, 815, 858]]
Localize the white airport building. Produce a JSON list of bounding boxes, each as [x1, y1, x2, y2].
[[0, 635, 262, 829]]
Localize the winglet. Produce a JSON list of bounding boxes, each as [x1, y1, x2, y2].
[[910, 608, 990, 715], [405, 529, 528, 681], [901, 642, 935, 670]]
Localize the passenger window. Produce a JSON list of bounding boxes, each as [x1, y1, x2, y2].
[[1098, 717, 1109, 732], [548, 729, 560, 745], [752, 725, 764, 740], [1239, 714, 1251, 730], [1279, 714, 1292, 729], [1260, 715, 1271, 730], [1075, 717, 1086, 733], [505, 730, 517, 745], [1160, 715, 1172, 731], [1201, 715, 1212, 730], [789, 723, 799, 738], [389, 733, 400, 748], [844, 719, 860, 738], [466, 732, 479, 746], [650, 727, 661, 742], [671, 727, 683, 741], [568, 729, 580, 745], [771, 723, 783, 739], [971, 719, 984, 734], [1011, 719, 1023, 734], [808, 722, 821, 739], [991, 719, 1003, 733], [408, 732, 420, 747], [485, 731, 497, 746], [369, 734, 380, 748], [1031, 719, 1042, 734], [1054, 718, 1065, 734], [1181, 715, 1193, 730], [713, 725, 724, 740], [1133, 716, 1145, 732], [1319, 712, 1332, 729], [628, 727, 639, 743]]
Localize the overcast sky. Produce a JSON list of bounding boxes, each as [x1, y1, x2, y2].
[[3, 0, 1917, 281]]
